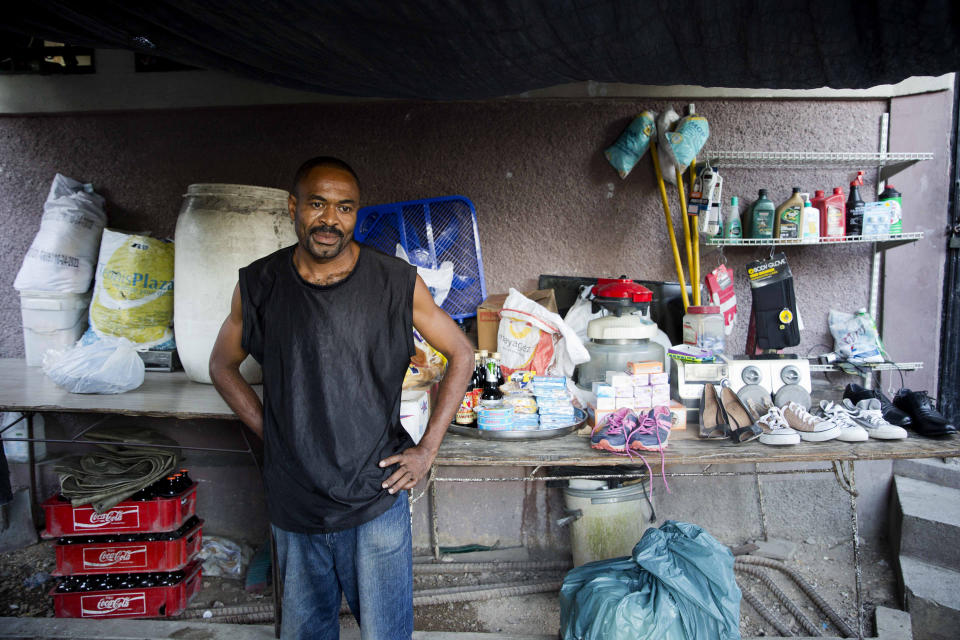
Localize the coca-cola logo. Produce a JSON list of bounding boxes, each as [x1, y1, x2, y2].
[[73, 506, 140, 530], [82, 545, 147, 569], [80, 592, 146, 617]]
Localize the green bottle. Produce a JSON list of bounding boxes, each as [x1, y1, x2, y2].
[[750, 189, 776, 239]]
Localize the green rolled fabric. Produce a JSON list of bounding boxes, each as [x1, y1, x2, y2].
[[54, 426, 181, 513]]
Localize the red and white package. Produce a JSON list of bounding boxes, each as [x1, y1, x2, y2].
[[705, 265, 737, 335]]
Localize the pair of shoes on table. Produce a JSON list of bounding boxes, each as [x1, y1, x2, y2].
[[816, 400, 869, 442], [591, 406, 672, 453], [843, 383, 912, 427], [700, 380, 763, 444], [839, 398, 908, 440], [893, 389, 957, 437], [765, 401, 842, 443]]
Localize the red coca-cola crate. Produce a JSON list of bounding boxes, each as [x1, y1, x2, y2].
[[51, 560, 202, 619], [53, 518, 203, 575], [42, 484, 198, 537]]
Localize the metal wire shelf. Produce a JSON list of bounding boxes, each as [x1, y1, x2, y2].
[[809, 362, 923, 373], [706, 232, 923, 249], [700, 151, 933, 181]]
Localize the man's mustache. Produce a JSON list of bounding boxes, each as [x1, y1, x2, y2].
[[309, 225, 343, 237]]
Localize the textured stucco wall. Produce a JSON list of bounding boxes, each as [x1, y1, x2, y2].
[[0, 98, 895, 358], [0, 96, 950, 548]]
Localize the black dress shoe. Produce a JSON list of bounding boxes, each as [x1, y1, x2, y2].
[[893, 389, 957, 436], [843, 383, 912, 427]]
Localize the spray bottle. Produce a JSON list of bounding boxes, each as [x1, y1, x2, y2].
[[846, 170, 866, 236], [722, 197, 742, 239]]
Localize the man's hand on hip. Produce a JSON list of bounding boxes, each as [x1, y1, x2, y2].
[[379, 445, 436, 494]]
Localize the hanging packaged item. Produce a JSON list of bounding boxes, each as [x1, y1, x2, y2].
[[688, 166, 723, 237], [605, 111, 657, 179], [745, 253, 800, 350], [828, 308, 888, 362], [14, 174, 108, 294], [86, 230, 175, 349], [705, 264, 737, 335]]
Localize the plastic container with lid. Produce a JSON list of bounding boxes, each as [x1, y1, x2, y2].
[[682, 306, 725, 354], [576, 315, 665, 389]]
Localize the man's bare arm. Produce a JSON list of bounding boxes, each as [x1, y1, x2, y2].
[[209, 283, 264, 438], [379, 275, 474, 493]]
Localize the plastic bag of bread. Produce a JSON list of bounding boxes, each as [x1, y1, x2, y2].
[[403, 328, 447, 388]]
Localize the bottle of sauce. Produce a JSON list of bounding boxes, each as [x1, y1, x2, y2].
[[846, 171, 866, 236], [820, 187, 846, 239], [774, 187, 803, 239], [492, 351, 505, 386], [480, 355, 504, 404], [750, 189, 775, 239]]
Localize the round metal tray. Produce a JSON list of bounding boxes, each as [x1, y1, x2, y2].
[[448, 408, 587, 440]]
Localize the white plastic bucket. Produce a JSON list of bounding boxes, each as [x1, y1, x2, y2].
[[1, 412, 46, 462], [19, 290, 91, 366], [562, 481, 655, 566]]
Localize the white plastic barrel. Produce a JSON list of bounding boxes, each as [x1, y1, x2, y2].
[[19, 290, 91, 366], [174, 184, 297, 384], [562, 481, 655, 566]]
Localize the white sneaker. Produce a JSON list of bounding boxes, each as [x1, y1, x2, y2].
[[842, 398, 908, 440], [782, 401, 842, 441], [757, 406, 801, 445], [818, 400, 869, 442]]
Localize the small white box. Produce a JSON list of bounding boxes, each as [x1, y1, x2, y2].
[[649, 372, 670, 385], [400, 390, 430, 444], [629, 373, 649, 386], [614, 396, 634, 410], [592, 383, 615, 398], [613, 385, 634, 399], [595, 396, 616, 411], [605, 372, 632, 387], [651, 383, 670, 405], [633, 386, 653, 404]]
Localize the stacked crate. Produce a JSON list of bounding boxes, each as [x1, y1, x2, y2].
[[43, 474, 204, 619]]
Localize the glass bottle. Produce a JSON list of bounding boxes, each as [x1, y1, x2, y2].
[[480, 356, 503, 403]]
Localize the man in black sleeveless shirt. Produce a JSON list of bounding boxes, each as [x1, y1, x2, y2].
[[209, 157, 473, 640]]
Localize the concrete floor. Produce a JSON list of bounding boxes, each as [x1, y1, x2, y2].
[[0, 606, 913, 640]]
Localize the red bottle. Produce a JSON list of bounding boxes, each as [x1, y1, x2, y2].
[[819, 187, 846, 239]]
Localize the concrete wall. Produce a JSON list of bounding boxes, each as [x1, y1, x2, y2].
[[0, 91, 952, 552]]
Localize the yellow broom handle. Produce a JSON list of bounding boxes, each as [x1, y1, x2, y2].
[[675, 167, 694, 301], [650, 141, 689, 311], [688, 160, 701, 305]]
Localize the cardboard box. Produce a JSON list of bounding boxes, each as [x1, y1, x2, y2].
[[626, 361, 663, 374], [595, 396, 616, 411], [477, 289, 558, 353], [668, 400, 687, 430]]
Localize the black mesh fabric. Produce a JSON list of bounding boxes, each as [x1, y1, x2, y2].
[[3, 1, 959, 99]]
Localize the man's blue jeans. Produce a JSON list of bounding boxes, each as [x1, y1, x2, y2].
[[272, 492, 413, 640]]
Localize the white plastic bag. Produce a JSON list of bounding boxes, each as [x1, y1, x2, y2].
[[14, 174, 108, 293], [563, 285, 603, 346], [828, 308, 887, 362], [395, 244, 454, 306], [197, 535, 252, 579], [42, 336, 145, 394], [498, 288, 589, 377]]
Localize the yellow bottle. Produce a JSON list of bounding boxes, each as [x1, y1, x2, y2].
[[774, 187, 804, 240]]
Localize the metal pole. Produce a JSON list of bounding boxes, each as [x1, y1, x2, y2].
[[25, 412, 37, 528]]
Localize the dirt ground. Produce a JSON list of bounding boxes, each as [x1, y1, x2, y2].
[[1, 535, 899, 637]]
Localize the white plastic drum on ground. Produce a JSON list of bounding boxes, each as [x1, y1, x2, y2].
[[562, 480, 656, 566], [174, 184, 297, 384], [19, 290, 91, 366]]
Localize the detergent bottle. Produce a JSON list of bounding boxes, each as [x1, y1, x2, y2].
[[879, 184, 903, 234], [774, 187, 803, 239], [800, 193, 820, 240], [846, 171, 866, 236], [722, 196, 742, 239], [750, 189, 776, 239], [820, 187, 846, 239]]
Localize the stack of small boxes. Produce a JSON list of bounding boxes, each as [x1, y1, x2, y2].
[[591, 361, 671, 427], [532, 376, 575, 429]]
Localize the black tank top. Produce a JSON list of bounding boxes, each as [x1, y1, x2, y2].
[[239, 244, 417, 533]]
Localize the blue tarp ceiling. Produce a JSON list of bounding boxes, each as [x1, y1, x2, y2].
[[3, 1, 959, 99]]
